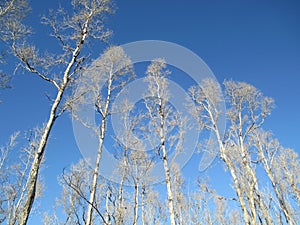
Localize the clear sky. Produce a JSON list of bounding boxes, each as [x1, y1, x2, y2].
[[0, 0, 300, 223]]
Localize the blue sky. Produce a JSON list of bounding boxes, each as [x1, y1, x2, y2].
[[110, 0, 300, 150], [1, 0, 300, 223]]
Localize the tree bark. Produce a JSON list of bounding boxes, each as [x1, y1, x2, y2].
[[206, 107, 251, 225], [141, 185, 146, 225], [18, 16, 90, 225], [85, 70, 113, 225], [133, 183, 139, 225], [158, 98, 176, 225], [256, 138, 293, 224]]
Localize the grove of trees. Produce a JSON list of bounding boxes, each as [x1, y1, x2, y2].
[[0, 0, 299, 224]]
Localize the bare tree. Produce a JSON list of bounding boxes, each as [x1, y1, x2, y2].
[[112, 104, 155, 225], [126, 147, 155, 225], [141, 185, 167, 225], [72, 45, 133, 225], [0, 132, 19, 224], [144, 58, 185, 225], [189, 79, 251, 224], [0, 0, 116, 224], [251, 129, 300, 224], [223, 80, 274, 224], [274, 148, 300, 206], [59, 159, 93, 225], [188, 178, 241, 225], [189, 79, 278, 224], [0, 130, 43, 225], [47, 159, 108, 225], [273, 148, 300, 224]]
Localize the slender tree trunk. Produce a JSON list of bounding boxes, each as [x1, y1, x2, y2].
[[257, 141, 292, 224], [238, 114, 273, 224], [158, 98, 176, 225], [141, 185, 146, 225], [161, 144, 176, 225], [117, 173, 125, 225], [19, 83, 64, 225], [265, 167, 292, 224], [117, 146, 128, 225], [85, 132, 105, 225], [105, 188, 112, 224], [238, 135, 258, 224], [291, 182, 300, 206], [237, 111, 259, 225], [133, 183, 139, 225], [85, 71, 113, 225], [18, 19, 90, 224], [206, 109, 250, 225], [220, 149, 250, 225]]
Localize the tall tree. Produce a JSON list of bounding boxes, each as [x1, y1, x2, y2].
[[188, 178, 241, 225], [144, 59, 185, 225], [72, 45, 133, 225], [1, 0, 115, 224], [189, 79, 276, 224], [113, 105, 154, 225], [223, 80, 274, 224], [251, 129, 299, 224], [189, 79, 251, 224]]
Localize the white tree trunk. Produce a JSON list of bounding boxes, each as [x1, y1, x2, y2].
[[85, 71, 113, 225], [141, 185, 146, 225], [206, 108, 251, 225], [105, 189, 112, 224], [257, 139, 292, 224], [18, 15, 91, 225], [133, 183, 139, 225], [159, 100, 176, 225], [19, 41, 85, 225]]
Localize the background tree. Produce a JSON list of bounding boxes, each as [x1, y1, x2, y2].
[[0, 129, 43, 225], [0, 0, 29, 101], [254, 129, 300, 223], [223, 80, 274, 224], [112, 105, 156, 225], [71, 45, 133, 225], [188, 178, 241, 225], [189, 79, 251, 224], [189, 78, 300, 224], [44, 159, 107, 225], [144, 58, 186, 225]]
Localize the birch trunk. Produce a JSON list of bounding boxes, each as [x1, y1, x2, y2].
[[206, 105, 250, 225], [158, 99, 176, 225], [117, 161, 126, 225], [85, 70, 113, 225], [18, 19, 90, 225], [146, 59, 177, 225], [238, 111, 273, 225], [161, 144, 176, 225], [256, 137, 293, 224], [141, 185, 146, 225], [133, 183, 139, 225], [105, 189, 112, 224], [117, 144, 129, 225]]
